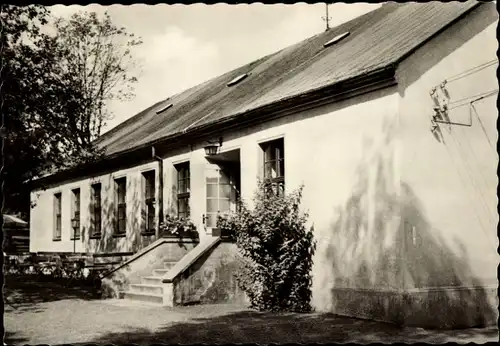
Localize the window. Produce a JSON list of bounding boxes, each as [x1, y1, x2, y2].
[[176, 162, 190, 219], [91, 183, 102, 237], [53, 193, 62, 240], [115, 177, 127, 234], [206, 168, 235, 228], [323, 31, 350, 48], [142, 171, 156, 232], [71, 188, 81, 239], [155, 103, 173, 114], [261, 138, 285, 196], [227, 73, 249, 87]]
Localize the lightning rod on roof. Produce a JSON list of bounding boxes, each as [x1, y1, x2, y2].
[[322, 3, 331, 31]]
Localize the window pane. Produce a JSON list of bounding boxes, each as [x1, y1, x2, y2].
[[118, 219, 126, 233], [206, 213, 217, 228], [178, 198, 189, 213], [219, 198, 230, 212], [207, 198, 219, 213], [116, 179, 126, 203], [206, 177, 218, 184], [278, 159, 285, 178], [178, 180, 186, 194], [277, 143, 284, 160], [207, 184, 218, 198], [145, 173, 155, 199], [265, 161, 277, 179], [219, 184, 232, 199], [265, 145, 276, 161]]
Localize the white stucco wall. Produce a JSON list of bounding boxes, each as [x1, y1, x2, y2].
[[396, 2, 498, 290], [30, 85, 400, 259], [30, 161, 161, 253]]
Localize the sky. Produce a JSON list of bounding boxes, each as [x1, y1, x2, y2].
[[49, 3, 382, 134]]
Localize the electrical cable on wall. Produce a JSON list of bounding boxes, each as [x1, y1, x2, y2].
[[447, 128, 496, 228], [447, 89, 498, 111], [440, 135, 495, 251], [458, 123, 496, 216], [443, 59, 498, 84], [470, 103, 495, 150], [428, 68, 498, 245]]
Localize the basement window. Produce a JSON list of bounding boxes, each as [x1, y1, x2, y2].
[[156, 103, 173, 114], [323, 31, 350, 48], [227, 73, 249, 87]]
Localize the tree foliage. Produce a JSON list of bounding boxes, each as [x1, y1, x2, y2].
[[217, 180, 317, 312], [1, 5, 142, 216]]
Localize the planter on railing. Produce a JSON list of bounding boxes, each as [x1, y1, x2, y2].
[[211, 227, 234, 239], [161, 229, 199, 240], [159, 215, 199, 240]]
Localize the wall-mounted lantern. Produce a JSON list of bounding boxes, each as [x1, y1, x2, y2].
[[204, 137, 223, 156]]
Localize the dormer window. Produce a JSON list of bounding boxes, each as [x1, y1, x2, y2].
[[323, 31, 350, 48], [156, 103, 173, 114], [227, 73, 249, 87]]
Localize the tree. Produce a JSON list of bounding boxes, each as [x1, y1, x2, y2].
[[1, 6, 142, 217], [48, 11, 143, 151]]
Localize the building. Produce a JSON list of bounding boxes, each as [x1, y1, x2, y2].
[[3, 214, 30, 254], [30, 1, 498, 328]]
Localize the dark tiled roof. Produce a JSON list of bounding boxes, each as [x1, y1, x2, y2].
[[96, 1, 480, 156]]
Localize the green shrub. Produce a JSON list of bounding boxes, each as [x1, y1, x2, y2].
[[217, 180, 316, 312]]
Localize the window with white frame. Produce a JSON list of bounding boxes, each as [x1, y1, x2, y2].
[[53, 192, 62, 240], [261, 137, 285, 196], [90, 183, 102, 237], [142, 170, 156, 232], [114, 177, 127, 235], [71, 188, 81, 239], [176, 162, 190, 220]]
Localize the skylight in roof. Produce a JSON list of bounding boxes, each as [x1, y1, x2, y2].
[[323, 31, 350, 48], [156, 103, 173, 114], [227, 73, 249, 87]]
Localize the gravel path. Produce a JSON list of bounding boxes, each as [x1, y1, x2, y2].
[[4, 278, 499, 345]]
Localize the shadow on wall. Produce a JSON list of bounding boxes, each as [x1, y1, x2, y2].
[[84, 178, 155, 254], [313, 115, 497, 327]]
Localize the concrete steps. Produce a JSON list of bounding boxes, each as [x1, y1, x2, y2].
[[123, 291, 163, 304], [141, 276, 163, 285], [129, 283, 163, 295], [122, 260, 179, 305], [152, 268, 169, 276]]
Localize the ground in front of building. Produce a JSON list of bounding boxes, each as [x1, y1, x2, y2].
[[4, 277, 498, 345]]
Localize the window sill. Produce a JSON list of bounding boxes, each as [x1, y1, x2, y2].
[[89, 234, 102, 240], [112, 233, 126, 238], [70, 237, 81, 241], [141, 231, 156, 236], [52, 238, 62, 242]]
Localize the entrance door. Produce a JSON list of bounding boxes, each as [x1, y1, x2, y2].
[[205, 163, 240, 232]]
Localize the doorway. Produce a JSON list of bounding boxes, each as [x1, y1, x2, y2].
[[205, 149, 241, 233]]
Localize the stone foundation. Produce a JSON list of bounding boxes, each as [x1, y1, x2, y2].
[[330, 285, 498, 329]]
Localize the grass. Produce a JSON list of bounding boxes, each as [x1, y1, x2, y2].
[[4, 275, 499, 345]]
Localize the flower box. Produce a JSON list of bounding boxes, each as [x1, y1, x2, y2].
[[161, 228, 199, 239], [159, 215, 199, 240], [211, 227, 233, 239]]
